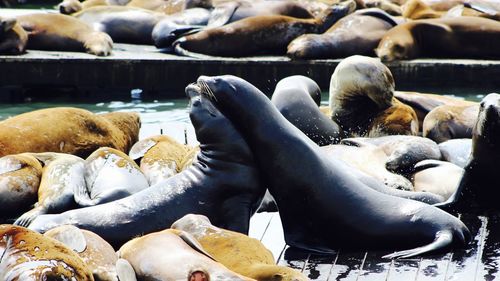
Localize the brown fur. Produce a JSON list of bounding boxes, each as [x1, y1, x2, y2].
[[0, 107, 140, 158], [0, 224, 94, 280], [423, 103, 479, 143], [377, 17, 500, 61], [16, 13, 113, 56]]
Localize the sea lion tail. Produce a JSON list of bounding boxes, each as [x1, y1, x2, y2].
[[173, 37, 217, 59], [382, 230, 454, 259]]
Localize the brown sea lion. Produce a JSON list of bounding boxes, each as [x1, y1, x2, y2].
[[329, 55, 418, 137], [117, 228, 255, 281], [45, 225, 119, 281], [376, 17, 500, 61], [0, 153, 42, 220], [172, 214, 308, 281], [402, 0, 500, 20], [287, 8, 399, 59], [0, 107, 140, 158], [174, 0, 356, 57], [129, 135, 199, 185], [423, 103, 479, 143], [0, 16, 28, 55], [0, 224, 94, 280], [15, 13, 113, 56]]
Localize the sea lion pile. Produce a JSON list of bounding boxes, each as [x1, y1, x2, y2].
[[0, 53, 498, 279], [1, 0, 500, 60]]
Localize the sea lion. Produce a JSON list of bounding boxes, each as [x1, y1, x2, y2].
[[271, 75, 342, 146], [356, 0, 403, 15], [329, 55, 418, 137], [14, 153, 85, 227], [174, 0, 356, 57], [436, 93, 500, 211], [207, 1, 313, 28], [287, 8, 399, 59], [172, 214, 308, 281], [411, 159, 463, 200], [423, 103, 479, 143], [0, 107, 140, 158], [16, 13, 113, 56], [0, 224, 94, 280], [45, 225, 119, 281], [73, 6, 164, 44], [28, 83, 263, 246], [394, 91, 475, 129], [438, 138, 471, 168], [376, 17, 500, 61], [0, 16, 28, 55], [75, 147, 149, 207], [0, 153, 42, 220], [117, 228, 255, 281], [196, 74, 470, 258], [58, 0, 129, 15], [129, 135, 198, 186]]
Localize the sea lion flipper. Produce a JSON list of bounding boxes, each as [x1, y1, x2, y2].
[[129, 139, 158, 160], [14, 206, 44, 227], [116, 258, 138, 281], [176, 230, 217, 261], [207, 2, 239, 28], [382, 230, 453, 259]]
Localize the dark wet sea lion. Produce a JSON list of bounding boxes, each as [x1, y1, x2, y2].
[[172, 214, 308, 281], [436, 93, 500, 211], [197, 74, 470, 258], [423, 103, 479, 143], [329, 55, 418, 137], [287, 8, 398, 59], [28, 83, 263, 246], [438, 138, 471, 168], [0, 16, 28, 55], [0, 153, 42, 220], [376, 17, 500, 61], [0, 224, 94, 280], [117, 229, 254, 281], [16, 13, 113, 56], [208, 1, 313, 28], [0, 107, 140, 159], [45, 225, 119, 281], [271, 75, 342, 146], [174, 0, 356, 57]]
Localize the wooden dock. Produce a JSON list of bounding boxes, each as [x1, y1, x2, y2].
[[250, 212, 499, 281], [1, 42, 500, 100]]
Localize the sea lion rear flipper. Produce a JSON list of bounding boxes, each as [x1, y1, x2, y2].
[[382, 230, 453, 259], [207, 2, 239, 28], [116, 258, 137, 281]]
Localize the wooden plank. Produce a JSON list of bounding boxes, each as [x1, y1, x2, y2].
[[302, 253, 336, 281], [415, 252, 452, 281], [444, 215, 487, 281], [476, 213, 500, 281], [386, 257, 420, 281], [356, 250, 393, 281], [328, 250, 366, 281]]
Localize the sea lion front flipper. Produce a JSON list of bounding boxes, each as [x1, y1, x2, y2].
[[382, 230, 453, 259], [129, 139, 157, 160], [45, 225, 87, 253], [207, 2, 239, 28], [116, 258, 137, 281], [175, 230, 217, 261], [14, 206, 45, 227]]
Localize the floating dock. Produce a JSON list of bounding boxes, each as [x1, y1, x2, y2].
[[1, 43, 500, 99]]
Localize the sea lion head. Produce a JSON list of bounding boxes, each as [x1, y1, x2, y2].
[[58, 0, 84, 14], [0, 17, 27, 55], [287, 34, 331, 60], [376, 27, 418, 62], [472, 93, 500, 159]]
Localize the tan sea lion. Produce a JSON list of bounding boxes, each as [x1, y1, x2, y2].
[[174, 0, 356, 57], [172, 214, 308, 281], [329, 55, 418, 137], [356, 0, 403, 15], [129, 135, 199, 185], [423, 103, 479, 143], [376, 16, 500, 61], [58, 0, 127, 15], [0, 153, 42, 220], [45, 225, 119, 281], [15, 153, 85, 227], [117, 228, 256, 281], [0, 107, 140, 158], [0, 224, 94, 280], [0, 16, 28, 55], [411, 159, 463, 200], [16, 13, 113, 56]]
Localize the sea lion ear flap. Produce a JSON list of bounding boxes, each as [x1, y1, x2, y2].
[[1, 18, 17, 33]]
